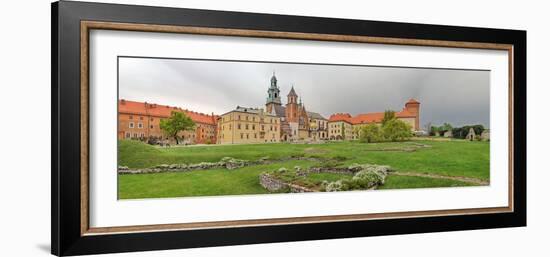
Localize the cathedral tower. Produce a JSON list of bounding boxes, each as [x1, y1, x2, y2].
[[286, 86, 299, 122], [265, 72, 281, 113]]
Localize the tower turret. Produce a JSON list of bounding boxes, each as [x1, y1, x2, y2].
[[287, 86, 298, 104], [405, 98, 420, 131], [266, 72, 282, 113]]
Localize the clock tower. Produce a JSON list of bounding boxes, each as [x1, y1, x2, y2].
[[266, 72, 282, 113]]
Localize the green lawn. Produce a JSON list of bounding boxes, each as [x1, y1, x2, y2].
[[379, 175, 475, 190], [118, 139, 489, 199]]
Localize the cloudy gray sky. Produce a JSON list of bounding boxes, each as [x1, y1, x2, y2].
[[119, 57, 490, 129]]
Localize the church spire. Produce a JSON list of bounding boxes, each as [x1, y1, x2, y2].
[[288, 85, 297, 97], [270, 71, 277, 88], [287, 85, 298, 104], [266, 72, 281, 105]]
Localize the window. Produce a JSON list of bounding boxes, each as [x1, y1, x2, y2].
[[138, 123, 143, 128], [133, 133, 137, 138], [129, 115, 133, 119], [261, 125, 265, 131], [254, 133, 257, 138], [229, 124, 232, 130], [238, 115, 241, 120], [150, 125, 154, 129], [252, 125, 255, 130], [275, 126, 277, 131], [238, 123, 241, 129], [139, 116, 143, 120], [245, 124, 249, 130], [150, 118, 154, 121], [270, 126, 273, 131], [140, 133, 145, 138], [125, 132, 130, 138], [246, 134, 249, 139], [129, 122, 134, 128], [246, 116, 249, 121], [240, 133, 243, 139]]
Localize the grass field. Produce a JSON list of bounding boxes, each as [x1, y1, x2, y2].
[[118, 139, 489, 199]]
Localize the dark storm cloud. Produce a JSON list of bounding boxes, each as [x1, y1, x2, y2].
[[119, 57, 490, 129]]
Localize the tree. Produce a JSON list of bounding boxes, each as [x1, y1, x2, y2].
[[159, 111, 195, 144], [441, 123, 453, 132], [382, 119, 412, 141], [381, 110, 396, 126], [430, 126, 440, 136], [424, 122, 433, 134], [452, 124, 485, 139], [359, 123, 382, 143]]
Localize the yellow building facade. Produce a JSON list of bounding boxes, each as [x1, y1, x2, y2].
[[217, 106, 281, 144], [328, 120, 354, 140]]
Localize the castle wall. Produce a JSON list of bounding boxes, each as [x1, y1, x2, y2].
[[217, 111, 281, 144]]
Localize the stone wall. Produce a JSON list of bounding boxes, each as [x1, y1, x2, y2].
[[259, 174, 316, 193]]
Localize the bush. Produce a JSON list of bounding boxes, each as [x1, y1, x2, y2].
[[325, 180, 345, 192], [382, 119, 413, 142], [324, 164, 390, 192], [359, 123, 383, 143], [352, 170, 385, 187]]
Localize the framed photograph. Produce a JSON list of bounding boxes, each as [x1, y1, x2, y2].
[[52, 1, 526, 256]]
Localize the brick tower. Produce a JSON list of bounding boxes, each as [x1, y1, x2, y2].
[[405, 98, 420, 130], [285, 86, 299, 122]]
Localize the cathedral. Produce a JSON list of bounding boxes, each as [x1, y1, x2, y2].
[[265, 73, 318, 141], [215, 73, 419, 144]]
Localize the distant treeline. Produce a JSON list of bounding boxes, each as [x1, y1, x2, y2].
[[430, 123, 485, 139]]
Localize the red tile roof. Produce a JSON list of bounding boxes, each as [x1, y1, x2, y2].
[[119, 99, 218, 125], [350, 112, 385, 124], [328, 113, 352, 123], [329, 109, 416, 125], [406, 98, 420, 104]]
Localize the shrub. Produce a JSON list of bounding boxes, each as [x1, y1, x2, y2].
[[359, 123, 383, 143], [325, 180, 345, 192], [324, 164, 390, 191], [352, 170, 385, 188], [382, 119, 413, 141]]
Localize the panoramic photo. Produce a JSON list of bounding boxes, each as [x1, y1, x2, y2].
[[117, 57, 490, 200]]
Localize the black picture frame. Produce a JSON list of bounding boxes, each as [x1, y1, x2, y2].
[[51, 1, 526, 256]]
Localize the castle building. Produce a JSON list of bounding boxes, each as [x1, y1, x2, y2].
[[117, 100, 218, 144], [265, 73, 317, 141], [118, 74, 420, 145], [308, 112, 329, 140], [328, 113, 354, 140], [217, 106, 281, 144], [328, 99, 421, 140]]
